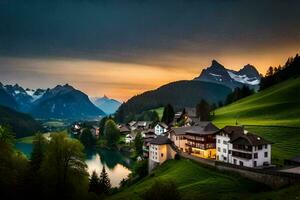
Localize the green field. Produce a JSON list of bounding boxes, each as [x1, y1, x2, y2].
[[151, 107, 164, 120], [214, 77, 300, 127], [108, 159, 270, 200], [213, 77, 300, 164]]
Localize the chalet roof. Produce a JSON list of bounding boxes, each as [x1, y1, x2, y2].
[[144, 129, 155, 135], [119, 125, 130, 133], [137, 121, 151, 127], [185, 122, 219, 136], [171, 126, 193, 135], [156, 122, 168, 129], [128, 121, 137, 127], [229, 131, 272, 146], [150, 135, 172, 145]]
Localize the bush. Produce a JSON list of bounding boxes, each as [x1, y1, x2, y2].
[[174, 153, 181, 160], [142, 179, 181, 200]]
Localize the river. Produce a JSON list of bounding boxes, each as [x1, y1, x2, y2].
[[15, 142, 133, 187]]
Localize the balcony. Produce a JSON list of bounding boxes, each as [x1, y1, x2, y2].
[[232, 151, 252, 159]]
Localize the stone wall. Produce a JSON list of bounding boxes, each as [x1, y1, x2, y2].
[[215, 161, 300, 189]]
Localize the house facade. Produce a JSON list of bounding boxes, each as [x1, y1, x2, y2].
[[216, 126, 272, 168], [184, 122, 219, 159], [154, 122, 168, 135], [148, 136, 177, 172], [169, 126, 190, 152]]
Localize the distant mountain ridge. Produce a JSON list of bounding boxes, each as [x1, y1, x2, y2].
[[0, 83, 105, 120], [115, 80, 231, 122], [90, 95, 121, 115], [194, 60, 261, 89]]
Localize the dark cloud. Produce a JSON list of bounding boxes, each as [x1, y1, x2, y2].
[[1, 0, 300, 66]]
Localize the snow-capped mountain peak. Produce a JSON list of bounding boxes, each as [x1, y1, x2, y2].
[[195, 60, 261, 90]]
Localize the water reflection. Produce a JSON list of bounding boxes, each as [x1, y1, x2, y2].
[[15, 143, 133, 187]]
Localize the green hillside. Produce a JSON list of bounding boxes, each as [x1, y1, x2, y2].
[[213, 77, 300, 164], [0, 105, 43, 138], [108, 159, 300, 200], [214, 77, 300, 127], [108, 159, 268, 200]]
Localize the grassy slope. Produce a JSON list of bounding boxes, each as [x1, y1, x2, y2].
[[150, 107, 164, 120], [214, 77, 300, 127], [108, 159, 269, 200], [213, 77, 300, 164]]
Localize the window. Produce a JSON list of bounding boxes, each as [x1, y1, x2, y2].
[[234, 159, 237, 164], [161, 153, 164, 157], [239, 161, 244, 166], [223, 148, 226, 153], [223, 141, 227, 145], [218, 147, 221, 152], [223, 157, 227, 161], [217, 139, 220, 143], [254, 153, 258, 158], [253, 161, 257, 167], [264, 152, 268, 158], [265, 144, 268, 149], [228, 150, 232, 154], [258, 145, 262, 150]]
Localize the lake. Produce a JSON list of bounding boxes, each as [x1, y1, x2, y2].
[[15, 142, 133, 187]]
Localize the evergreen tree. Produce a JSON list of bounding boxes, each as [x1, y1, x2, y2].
[[196, 99, 211, 121], [80, 128, 96, 147], [30, 133, 47, 171], [89, 171, 100, 194], [99, 166, 111, 194], [161, 104, 175, 125], [104, 119, 120, 147], [134, 132, 143, 156]]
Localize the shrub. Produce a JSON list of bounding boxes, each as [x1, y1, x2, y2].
[[142, 179, 181, 200]]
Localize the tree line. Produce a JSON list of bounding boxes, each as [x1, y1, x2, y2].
[[260, 54, 300, 90]]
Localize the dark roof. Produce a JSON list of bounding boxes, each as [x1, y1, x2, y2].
[[229, 131, 272, 146], [119, 125, 130, 133], [156, 122, 168, 129], [150, 135, 172, 145], [170, 126, 192, 135], [216, 126, 244, 138], [144, 129, 155, 134], [185, 122, 219, 135]]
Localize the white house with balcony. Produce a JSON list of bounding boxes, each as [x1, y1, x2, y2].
[[216, 126, 272, 168], [154, 122, 168, 136]]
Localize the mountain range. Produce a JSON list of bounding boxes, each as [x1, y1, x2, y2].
[[90, 95, 121, 115], [194, 60, 261, 90], [0, 83, 106, 120]]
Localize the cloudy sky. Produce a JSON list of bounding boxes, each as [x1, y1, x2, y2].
[[1, 0, 300, 101]]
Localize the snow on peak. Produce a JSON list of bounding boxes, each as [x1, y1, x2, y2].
[[227, 71, 260, 85]]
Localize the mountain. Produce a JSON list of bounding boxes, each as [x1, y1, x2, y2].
[[194, 60, 261, 90], [30, 84, 105, 120], [0, 105, 43, 138], [0, 83, 19, 110], [91, 95, 121, 115], [115, 80, 231, 122]]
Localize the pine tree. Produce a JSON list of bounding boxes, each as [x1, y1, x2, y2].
[[89, 171, 100, 194], [161, 104, 175, 125], [31, 133, 47, 171], [99, 166, 111, 194]]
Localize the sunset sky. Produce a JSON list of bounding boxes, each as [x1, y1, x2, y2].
[[1, 0, 300, 101]]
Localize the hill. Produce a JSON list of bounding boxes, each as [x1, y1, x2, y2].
[[30, 84, 105, 120], [108, 159, 269, 200], [0, 105, 43, 138], [214, 76, 300, 127], [213, 77, 300, 164], [116, 80, 231, 122]]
